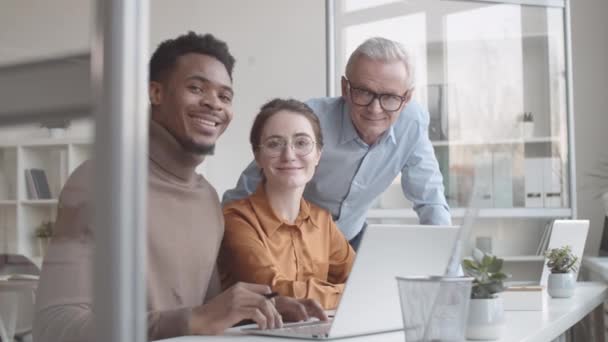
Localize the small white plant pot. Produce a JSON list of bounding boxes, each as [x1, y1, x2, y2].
[[547, 272, 576, 298], [37, 237, 51, 257], [48, 128, 66, 138], [522, 122, 534, 138], [466, 296, 505, 340]]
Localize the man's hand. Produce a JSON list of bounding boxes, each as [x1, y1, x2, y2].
[[188, 282, 283, 335], [274, 296, 328, 323]]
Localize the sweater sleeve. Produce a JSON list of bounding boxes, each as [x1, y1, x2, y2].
[[33, 162, 192, 342]]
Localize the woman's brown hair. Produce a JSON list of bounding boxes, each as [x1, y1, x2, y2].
[[249, 98, 323, 153]]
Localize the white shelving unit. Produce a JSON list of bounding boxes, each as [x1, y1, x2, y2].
[[0, 137, 91, 259], [431, 136, 560, 147], [367, 208, 573, 219]]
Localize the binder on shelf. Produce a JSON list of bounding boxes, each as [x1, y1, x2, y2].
[[542, 158, 562, 208], [536, 221, 553, 256], [524, 158, 543, 207], [25, 170, 38, 200], [427, 84, 449, 141], [26, 168, 52, 199], [474, 151, 493, 208], [492, 151, 514, 208]]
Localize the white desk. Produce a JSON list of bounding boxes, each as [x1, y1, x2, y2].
[[0, 279, 37, 342], [157, 282, 606, 342]]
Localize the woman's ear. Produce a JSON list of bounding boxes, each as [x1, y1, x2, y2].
[[315, 148, 322, 167], [254, 152, 263, 170]]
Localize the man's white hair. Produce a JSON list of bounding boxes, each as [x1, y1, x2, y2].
[[345, 37, 415, 90]]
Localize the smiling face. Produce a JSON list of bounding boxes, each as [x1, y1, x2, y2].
[[255, 110, 321, 191], [341, 55, 412, 145], [150, 53, 234, 154]]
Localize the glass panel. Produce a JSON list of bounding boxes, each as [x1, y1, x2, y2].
[[343, 13, 428, 103], [336, 0, 569, 211], [0, 2, 94, 342], [343, 0, 403, 12]]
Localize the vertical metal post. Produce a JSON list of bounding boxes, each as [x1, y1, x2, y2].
[[564, 0, 577, 218], [92, 0, 149, 341], [326, 0, 336, 97]]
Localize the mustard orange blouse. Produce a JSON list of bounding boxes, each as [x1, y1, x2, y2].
[[218, 185, 355, 309]]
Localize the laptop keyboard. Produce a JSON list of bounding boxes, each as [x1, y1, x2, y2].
[[274, 321, 332, 337], [246, 320, 333, 338]]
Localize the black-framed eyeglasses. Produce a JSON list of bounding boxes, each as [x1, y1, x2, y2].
[[344, 77, 408, 112], [258, 136, 316, 157]]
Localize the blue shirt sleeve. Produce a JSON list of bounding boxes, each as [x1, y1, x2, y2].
[[221, 161, 262, 206], [400, 118, 452, 225]]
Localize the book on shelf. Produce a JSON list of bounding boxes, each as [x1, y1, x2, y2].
[[525, 158, 543, 207], [536, 220, 553, 256], [473, 151, 493, 208], [25, 168, 52, 199], [25, 170, 37, 199], [428, 84, 449, 141], [492, 151, 514, 208]]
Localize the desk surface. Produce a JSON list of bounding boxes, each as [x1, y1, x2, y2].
[[0, 279, 37, 291], [157, 282, 606, 342]]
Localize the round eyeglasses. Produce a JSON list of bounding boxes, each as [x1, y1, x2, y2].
[[259, 136, 316, 157], [345, 78, 408, 112]]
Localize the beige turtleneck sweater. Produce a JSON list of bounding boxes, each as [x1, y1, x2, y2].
[[33, 121, 224, 341]]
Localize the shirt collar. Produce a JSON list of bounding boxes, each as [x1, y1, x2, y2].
[[339, 99, 398, 146], [339, 101, 360, 144], [249, 184, 319, 237], [384, 125, 397, 145]]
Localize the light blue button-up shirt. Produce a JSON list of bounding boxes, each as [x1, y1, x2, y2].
[[222, 97, 451, 240]]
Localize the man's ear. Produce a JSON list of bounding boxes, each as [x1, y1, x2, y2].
[[149, 81, 163, 105], [401, 87, 415, 110], [340, 76, 348, 98]]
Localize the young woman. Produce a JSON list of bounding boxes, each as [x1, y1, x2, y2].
[[218, 99, 355, 310]]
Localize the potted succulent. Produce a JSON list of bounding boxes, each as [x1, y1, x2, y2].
[[462, 249, 508, 340], [35, 220, 54, 256], [522, 112, 535, 138], [40, 118, 70, 138], [544, 245, 578, 298]]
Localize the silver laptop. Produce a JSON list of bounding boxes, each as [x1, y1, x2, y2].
[[244, 224, 460, 340]]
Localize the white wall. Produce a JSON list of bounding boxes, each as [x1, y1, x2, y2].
[[150, 0, 327, 196], [0, 0, 92, 139], [0, 0, 91, 66], [570, 0, 608, 255], [0, 0, 327, 197]]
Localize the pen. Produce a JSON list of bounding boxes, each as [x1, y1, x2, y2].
[[263, 292, 279, 300]]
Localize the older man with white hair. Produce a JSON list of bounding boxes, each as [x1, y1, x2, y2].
[[224, 37, 451, 250]]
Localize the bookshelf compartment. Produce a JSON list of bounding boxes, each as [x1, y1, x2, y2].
[[20, 205, 57, 257], [0, 147, 18, 200], [70, 143, 92, 173], [0, 122, 92, 260], [0, 206, 17, 254], [21, 145, 69, 199]]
